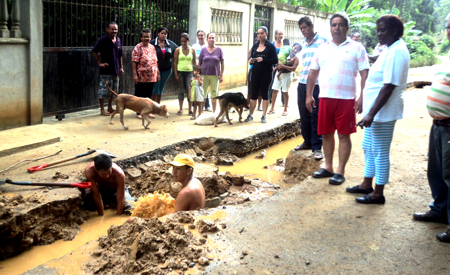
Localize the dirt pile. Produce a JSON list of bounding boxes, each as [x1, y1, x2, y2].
[[0, 189, 90, 260], [284, 150, 321, 183], [85, 212, 219, 274], [126, 160, 230, 200]]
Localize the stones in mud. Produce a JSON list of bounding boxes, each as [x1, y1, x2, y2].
[[224, 172, 245, 186], [196, 219, 219, 233], [194, 146, 204, 156], [255, 150, 266, 159], [198, 137, 215, 151], [184, 148, 197, 158], [126, 167, 142, 178], [213, 156, 234, 166], [205, 197, 221, 208], [52, 171, 69, 180], [137, 164, 149, 172], [198, 256, 210, 266], [176, 212, 195, 223]]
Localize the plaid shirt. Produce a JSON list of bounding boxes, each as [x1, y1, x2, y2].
[[310, 38, 369, 99], [298, 33, 328, 85]]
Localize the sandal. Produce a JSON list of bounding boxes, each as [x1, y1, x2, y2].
[[190, 117, 196, 120], [314, 150, 323, 160], [282, 112, 288, 116], [268, 111, 275, 115], [177, 111, 183, 116], [294, 143, 312, 151]]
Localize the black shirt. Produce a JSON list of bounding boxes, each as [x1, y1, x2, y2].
[[250, 40, 278, 74], [150, 38, 178, 72]]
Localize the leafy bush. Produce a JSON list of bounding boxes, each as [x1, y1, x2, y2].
[[439, 40, 450, 55], [420, 34, 436, 50], [407, 40, 438, 68]]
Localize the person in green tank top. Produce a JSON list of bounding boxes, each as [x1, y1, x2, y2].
[[173, 33, 197, 116]]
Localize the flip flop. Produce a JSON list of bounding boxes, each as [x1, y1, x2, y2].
[[190, 117, 196, 120], [147, 114, 155, 119], [282, 112, 288, 116], [177, 111, 183, 116], [268, 111, 275, 115], [100, 111, 110, 116], [294, 143, 312, 151], [136, 115, 142, 119]]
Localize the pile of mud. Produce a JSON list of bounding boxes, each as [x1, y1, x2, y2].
[[126, 159, 231, 200], [85, 212, 220, 274], [0, 190, 90, 260]]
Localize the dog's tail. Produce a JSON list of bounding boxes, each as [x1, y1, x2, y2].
[[106, 82, 119, 97], [212, 95, 223, 100]]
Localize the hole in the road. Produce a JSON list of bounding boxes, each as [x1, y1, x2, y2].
[[408, 81, 432, 89], [1, 132, 320, 274]]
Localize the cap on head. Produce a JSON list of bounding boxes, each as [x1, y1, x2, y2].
[[169, 154, 194, 168]]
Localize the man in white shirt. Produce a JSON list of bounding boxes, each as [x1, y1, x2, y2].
[[192, 30, 212, 112], [306, 12, 369, 185]]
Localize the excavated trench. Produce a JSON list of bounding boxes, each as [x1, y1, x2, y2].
[[0, 120, 321, 274]]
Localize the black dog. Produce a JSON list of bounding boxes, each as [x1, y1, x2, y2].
[[213, 92, 250, 127]]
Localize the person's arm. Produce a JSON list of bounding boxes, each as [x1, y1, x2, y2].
[[357, 83, 396, 128], [85, 169, 104, 216], [198, 76, 203, 86], [173, 48, 180, 82], [219, 58, 225, 83], [355, 69, 369, 114], [132, 62, 138, 84], [115, 173, 125, 215], [119, 56, 124, 76], [174, 189, 192, 212], [92, 52, 109, 68], [280, 57, 299, 72], [192, 48, 197, 66], [306, 69, 320, 113]]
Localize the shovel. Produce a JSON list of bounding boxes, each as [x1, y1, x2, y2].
[[27, 149, 117, 173], [0, 178, 92, 189]]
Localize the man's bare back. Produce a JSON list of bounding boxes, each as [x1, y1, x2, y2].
[[175, 177, 205, 212]]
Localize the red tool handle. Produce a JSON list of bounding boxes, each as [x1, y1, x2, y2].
[[71, 182, 92, 189], [27, 164, 49, 173]]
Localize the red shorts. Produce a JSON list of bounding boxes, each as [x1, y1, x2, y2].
[[318, 98, 356, 135]]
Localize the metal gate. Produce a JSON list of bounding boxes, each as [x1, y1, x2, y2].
[[254, 5, 271, 42], [42, 0, 190, 115]]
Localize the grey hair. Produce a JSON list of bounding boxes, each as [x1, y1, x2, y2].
[[330, 12, 350, 27]]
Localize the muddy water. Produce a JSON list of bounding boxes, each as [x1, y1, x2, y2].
[[0, 209, 127, 275], [218, 136, 304, 188]]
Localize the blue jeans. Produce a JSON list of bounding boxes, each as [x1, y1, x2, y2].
[[428, 123, 450, 224], [297, 83, 321, 151], [153, 69, 172, 95]]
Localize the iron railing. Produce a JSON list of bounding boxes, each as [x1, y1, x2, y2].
[[42, 0, 190, 48], [254, 5, 271, 41]]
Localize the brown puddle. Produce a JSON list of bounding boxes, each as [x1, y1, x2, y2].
[[217, 136, 304, 189], [0, 209, 127, 275]]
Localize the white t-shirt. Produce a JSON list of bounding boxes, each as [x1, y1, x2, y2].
[[192, 42, 207, 64], [362, 39, 410, 122], [310, 38, 369, 99]]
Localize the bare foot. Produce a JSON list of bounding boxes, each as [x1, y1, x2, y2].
[[100, 110, 110, 116]]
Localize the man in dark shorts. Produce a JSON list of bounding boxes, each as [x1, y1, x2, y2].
[[92, 21, 124, 116], [84, 154, 134, 215]]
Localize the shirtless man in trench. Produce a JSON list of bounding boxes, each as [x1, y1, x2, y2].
[[169, 154, 205, 212], [85, 154, 133, 215]]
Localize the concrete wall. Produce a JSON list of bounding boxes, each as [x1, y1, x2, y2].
[[0, 0, 43, 130]]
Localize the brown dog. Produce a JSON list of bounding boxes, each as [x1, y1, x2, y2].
[[106, 83, 169, 130], [213, 92, 250, 127]]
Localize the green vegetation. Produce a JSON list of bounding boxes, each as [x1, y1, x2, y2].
[[279, 0, 445, 68]]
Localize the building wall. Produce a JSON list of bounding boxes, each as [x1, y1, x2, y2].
[[0, 0, 43, 130]]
